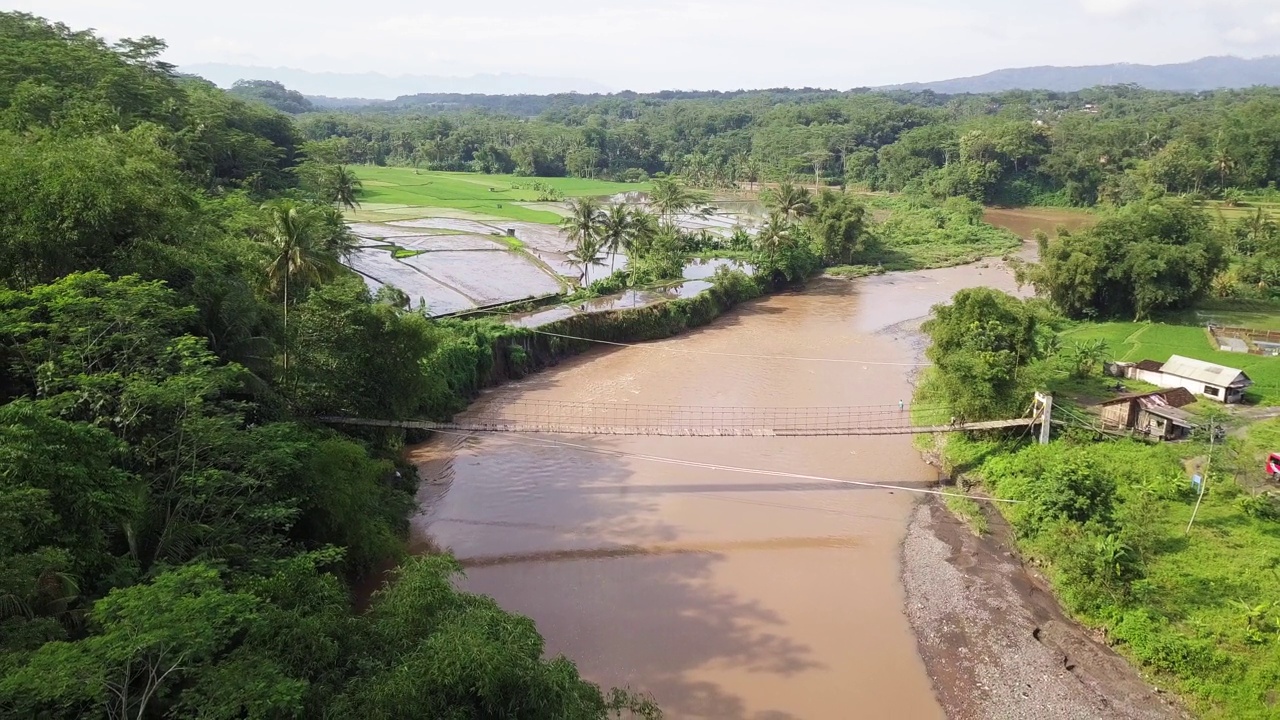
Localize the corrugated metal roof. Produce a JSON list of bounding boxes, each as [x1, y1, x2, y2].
[[1159, 355, 1252, 388], [1141, 404, 1194, 427], [1099, 388, 1197, 408]]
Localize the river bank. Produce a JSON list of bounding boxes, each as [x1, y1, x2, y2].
[[902, 498, 1187, 720], [876, 248, 1185, 719], [401, 221, 1171, 717]]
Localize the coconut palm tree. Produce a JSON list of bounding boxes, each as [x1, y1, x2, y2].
[[742, 156, 762, 191], [766, 182, 814, 221], [561, 197, 604, 250], [598, 204, 634, 273], [566, 234, 605, 286], [1213, 143, 1236, 190], [330, 165, 363, 210], [625, 208, 660, 259], [261, 201, 346, 374], [649, 176, 711, 223], [754, 211, 795, 271]]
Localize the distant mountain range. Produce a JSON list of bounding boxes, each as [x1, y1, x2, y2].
[[187, 55, 1280, 110], [886, 56, 1280, 94], [181, 63, 611, 100]]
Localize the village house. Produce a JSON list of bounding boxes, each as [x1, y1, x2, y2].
[[1108, 355, 1253, 404], [1098, 388, 1197, 441]]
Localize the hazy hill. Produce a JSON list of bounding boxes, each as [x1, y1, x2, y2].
[[181, 63, 611, 100], [194, 56, 1280, 115], [888, 56, 1280, 93]]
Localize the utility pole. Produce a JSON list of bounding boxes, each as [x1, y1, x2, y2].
[[1185, 424, 1216, 535]]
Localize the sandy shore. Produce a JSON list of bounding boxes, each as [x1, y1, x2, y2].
[[901, 496, 1190, 720]]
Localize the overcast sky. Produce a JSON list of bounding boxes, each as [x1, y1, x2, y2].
[[13, 0, 1280, 92]]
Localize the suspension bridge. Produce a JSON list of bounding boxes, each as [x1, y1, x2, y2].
[[321, 394, 1053, 439]]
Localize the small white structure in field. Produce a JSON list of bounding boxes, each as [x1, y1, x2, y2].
[[1116, 355, 1253, 403]]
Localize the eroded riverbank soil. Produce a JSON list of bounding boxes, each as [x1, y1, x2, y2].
[[902, 498, 1188, 720]]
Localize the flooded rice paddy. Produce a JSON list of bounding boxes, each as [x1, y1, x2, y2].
[[345, 203, 759, 316]]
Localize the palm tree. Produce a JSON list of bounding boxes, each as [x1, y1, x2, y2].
[[743, 156, 762, 191], [649, 176, 710, 223], [561, 197, 604, 249], [598, 204, 634, 273], [754, 211, 795, 271], [261, 201, 346, 374], [626, 208, 660, 258], [566, 234, 605, 286], [331, 165, 363, 210], [1213, 143, 1236, 190], [765, 182, 813, 221]]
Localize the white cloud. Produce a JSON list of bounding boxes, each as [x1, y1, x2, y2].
[[8, 0, 1280, 92], [1078, 0, 1156, 18]]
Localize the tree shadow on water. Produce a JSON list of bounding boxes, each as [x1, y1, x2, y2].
[[414, 430, 820, 719]]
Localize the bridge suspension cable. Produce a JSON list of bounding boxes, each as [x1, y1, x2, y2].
[[322, 399, 1035, 437], [428, 427, 1024, 504]]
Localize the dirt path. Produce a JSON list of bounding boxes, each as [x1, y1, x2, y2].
[[902, 497, 1189, 720]]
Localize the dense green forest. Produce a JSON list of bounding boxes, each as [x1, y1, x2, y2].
[[0, 13, 657, 719], [292, 83, 1280, 206]]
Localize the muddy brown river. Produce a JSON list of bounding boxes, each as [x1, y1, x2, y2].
[[407, 255, 1033, 718]]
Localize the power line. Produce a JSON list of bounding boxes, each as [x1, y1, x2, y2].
[[429, 427, 1024, 505]]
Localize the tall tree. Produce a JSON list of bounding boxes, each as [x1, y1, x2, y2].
[[765, 182, 814, 221], [561, 197, 604, 249], [565, 234, 605, 286], [598, 204, 634, 273], [754, 211, 795, 272], [808, 189, 869, 265], [648, 176, 710, 223], [921, 288, 1045, 421], [1020, 198, 1227, 320], [260, 201, 347, 374], [330, 165, 363, 210]]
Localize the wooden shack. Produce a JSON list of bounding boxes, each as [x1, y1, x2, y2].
[[1098, 388, 1197, 440]]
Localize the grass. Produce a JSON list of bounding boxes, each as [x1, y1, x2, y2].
[[391, 247, 428, 259], [352, 167, 647, 224], [1162, 298, 1280, 332], [1061, 321, 1280, 405], [943, 493, 989, 535], [947, 431, 1280, 719]]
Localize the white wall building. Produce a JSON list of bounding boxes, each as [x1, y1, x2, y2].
[[1114, 355, 1252, 403]]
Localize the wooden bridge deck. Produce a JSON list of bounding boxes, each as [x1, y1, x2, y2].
[[319, 417, 1036, 437]]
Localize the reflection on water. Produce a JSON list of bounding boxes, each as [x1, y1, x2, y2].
[[505, 259, 753, 328], [682, 257, 752, 280]]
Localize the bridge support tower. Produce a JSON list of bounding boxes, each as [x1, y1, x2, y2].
[[1033, 391, 1054, 445]]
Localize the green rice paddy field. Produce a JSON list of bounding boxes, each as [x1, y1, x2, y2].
[[1062, 321, 1280, 404], [350, 167, 646, 224]]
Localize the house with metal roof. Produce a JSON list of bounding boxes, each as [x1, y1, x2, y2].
[[1123, 355, 1253, 403]]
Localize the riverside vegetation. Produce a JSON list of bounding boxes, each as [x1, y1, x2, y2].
[[10, 8, 1280, 720], [0, 14, 664, 719], [0, 13, 923, 718], [918, 198, 1280, 718]]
